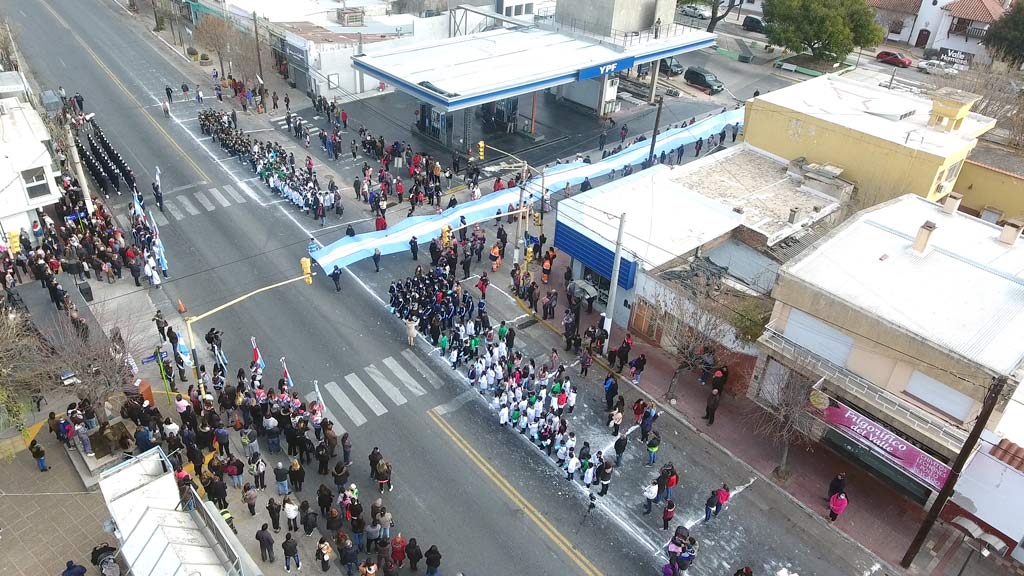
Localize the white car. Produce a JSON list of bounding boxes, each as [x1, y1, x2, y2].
[[679, 4, 712, 18], [917, 60, 958, 76]]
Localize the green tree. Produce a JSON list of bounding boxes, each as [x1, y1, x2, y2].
[[984, 1, 1024, 67], [762, 0, 884, 61]]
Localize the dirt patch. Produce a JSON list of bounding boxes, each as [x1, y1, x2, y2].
[[779, 53, 843, 74]]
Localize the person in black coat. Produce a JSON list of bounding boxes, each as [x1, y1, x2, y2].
[[208, 474, 228, 509], [828, 472, 847, 500]]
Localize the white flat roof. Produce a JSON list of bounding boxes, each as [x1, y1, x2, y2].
[[557, 164, 744, 270], [354, 26, 715, 111], [755, 74, 995, 158], [784, 194, 1024, 375], [665, 144, 842, 245]]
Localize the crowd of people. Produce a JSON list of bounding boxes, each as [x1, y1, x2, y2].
[[126, 335, 450, 576]]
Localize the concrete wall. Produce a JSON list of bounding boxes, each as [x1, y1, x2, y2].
[[932, 12, 992, 65], [767, 272, 1014, 439], [955, 160, 1024, 221], [743, 99, 976, 209], [554, 0, 668, 35], [875, 9, 916, 43]]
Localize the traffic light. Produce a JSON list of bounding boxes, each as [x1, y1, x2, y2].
[[300, 257, 312, 285], [478, 140, 485, 161]]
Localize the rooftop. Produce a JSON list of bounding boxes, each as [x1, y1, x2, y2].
[[278, 21, 396, 45], [755, 75, 996, 158], [942, 0, 1005, 23], [664, 145, 843, 245], [557, 164, 744, 270], [99, 448, 244, 576], [967, 138, 1024, 179], [784, 194, 1024, 375], [866, 0, 924, 13], [353, 25, 715, 111]]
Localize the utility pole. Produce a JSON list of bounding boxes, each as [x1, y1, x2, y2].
[[151, 0, 160, 29], [900, 375, 1007, 568], [253, 11, 264, 81], [65, 124, 94, 216], [647, 96, 664, 164], [513, 164, 526, 266], [602, 213, 627, 356]]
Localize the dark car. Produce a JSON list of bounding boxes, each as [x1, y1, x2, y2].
[[876, 50, 912, 67], [637, 57, 685, 77], [742, 16, 764, 33], [683, 66, 723, 94]]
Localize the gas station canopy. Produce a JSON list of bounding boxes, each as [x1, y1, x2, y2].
[[352, 26, 716, 112]]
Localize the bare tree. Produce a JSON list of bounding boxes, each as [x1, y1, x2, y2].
[[0, 19, 19, 73], [195, 16, 233, 80], [932, 65, 1024, 147], [660, 270, 737, 398], [750, 365, 817, 479], [0, 310, 55, 426]]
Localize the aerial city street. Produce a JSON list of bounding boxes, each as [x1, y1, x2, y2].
[[1, 0, 1024, 575]]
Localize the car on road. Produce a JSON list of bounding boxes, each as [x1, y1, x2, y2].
[[742, 16, 765, 33], [679, 4, 711, 18], [876, 50, 912, 67], [916, 59, 958, 76], [684, 66, 724, 94]]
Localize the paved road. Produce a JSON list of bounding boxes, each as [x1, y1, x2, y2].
[[3, 0, 657, 573]]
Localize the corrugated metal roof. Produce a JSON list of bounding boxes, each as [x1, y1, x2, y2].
[[867, 0, 923, 14], [942, 0, 1005, 23]]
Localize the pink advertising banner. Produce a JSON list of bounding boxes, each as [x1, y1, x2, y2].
[[821, 401, 951, 491]]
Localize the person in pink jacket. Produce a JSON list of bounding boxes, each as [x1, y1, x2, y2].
[[829, 491, 849, 522]]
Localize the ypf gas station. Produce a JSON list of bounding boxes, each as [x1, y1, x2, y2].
[[351, 4, 716, 155]]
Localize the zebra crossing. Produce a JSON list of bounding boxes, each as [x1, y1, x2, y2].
[[150, 183, 251, 223], [304, 349, 449, 434]]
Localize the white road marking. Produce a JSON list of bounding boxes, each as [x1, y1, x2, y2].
[[345, 373, 387, 416], [151, 210, 169, 226], [207, 187, 232, 207], [220, 183, 247, 203], [167, 181, 207, 193], [193, 190, 216, 211], [400, 349, 444, 390], [164, 201, 184, 220], [324, 380, 367, 427], [235, 181, 261, 202], [382, 357, 427, 397], [433, 389, 476, 415], [364, 364, 408, 406], [176, 195, 200, 216]]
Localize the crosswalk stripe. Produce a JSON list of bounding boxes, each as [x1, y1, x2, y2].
[[236, 181, 259, 202], [164, 200, 185, 221], [193, 191, 216, 211], [345, 373, 387, 416], [176, 195, 200, 216], [382, 357, 427, 397], [364, 364, 407, 406], [324, 381, 367, 427], [151, 210, 169, 226], [305, 391, 345, 434], [400, 349, 445, 390], [221, 184, 247, 203], [207, 187, 232, 207]]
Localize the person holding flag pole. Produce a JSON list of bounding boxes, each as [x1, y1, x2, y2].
[[281, 357, 295, 391]]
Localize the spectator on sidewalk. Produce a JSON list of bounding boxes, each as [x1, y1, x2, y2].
[[828, 472, 847, 501], [646, 431, 661, 467], [829, 491, 849, 522], [643, 479, 659, 514], [703, 389, 721, 425], [28, 439, 49, 472], [61, 561, 87, 576], [282, 532, 301, 573], [614, 433, 628, 467], [274, 462, 290, 495], [255, 523, 275, 562], [662, 500, 676, 530], [603, 372, 618, 412]]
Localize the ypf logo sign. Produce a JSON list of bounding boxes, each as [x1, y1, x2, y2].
[[579, 56, 636, 80]]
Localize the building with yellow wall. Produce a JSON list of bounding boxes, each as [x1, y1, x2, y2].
[[954, 139, 1024, 223], [743, 75, 995, 210]]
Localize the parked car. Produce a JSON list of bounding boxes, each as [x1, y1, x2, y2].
[[684, 66, 724, 94], [637, 57, 685, 77], [679, 4, 711, 18], [876, 50, 912, 67], [742, 16, 764, 33], [917, 59, 958, 76]]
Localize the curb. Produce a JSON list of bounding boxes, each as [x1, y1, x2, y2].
[[510, 294, 904, 575]]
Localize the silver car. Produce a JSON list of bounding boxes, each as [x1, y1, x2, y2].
[[680, 4, 711, 18], [917, 60, 958, 76]]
